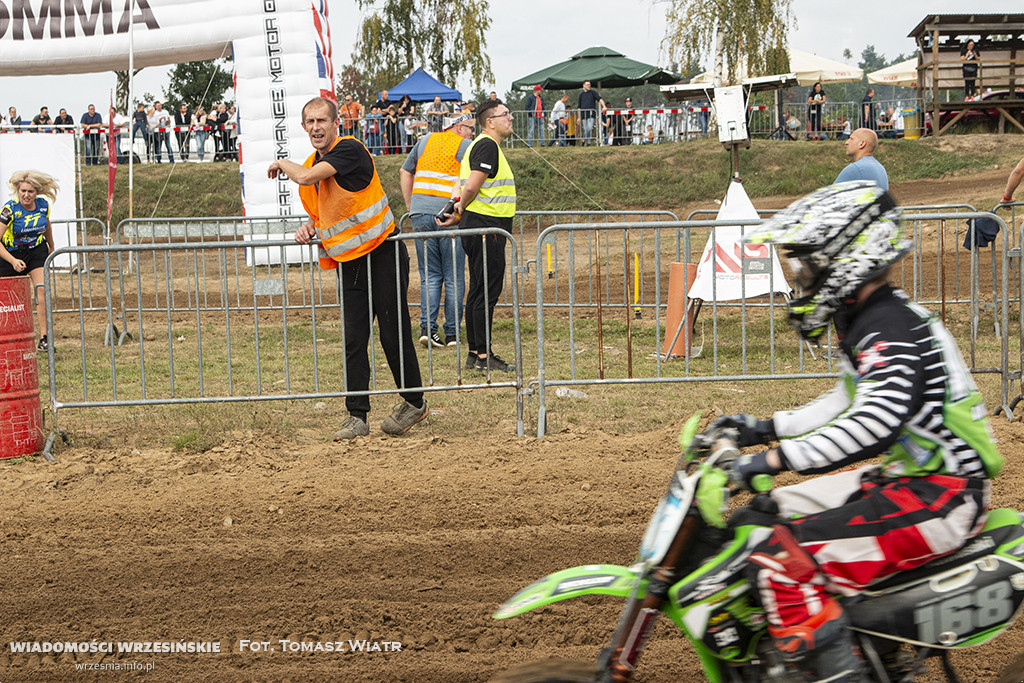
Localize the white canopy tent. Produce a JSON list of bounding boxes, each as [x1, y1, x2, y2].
[[867, 59, 920, 89], [689, 48, 864, 86]]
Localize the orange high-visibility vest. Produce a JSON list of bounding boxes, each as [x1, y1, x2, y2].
[[297, 137, 395, 269], [411, 130, 463, 199]]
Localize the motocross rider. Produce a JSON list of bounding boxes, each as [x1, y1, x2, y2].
[[713, 181, 1003, 682]]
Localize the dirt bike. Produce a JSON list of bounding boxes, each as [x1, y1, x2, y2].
[[491, 414, 1024, 682]]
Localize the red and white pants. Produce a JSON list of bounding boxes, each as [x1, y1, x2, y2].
[[748, 466, 989, 628]]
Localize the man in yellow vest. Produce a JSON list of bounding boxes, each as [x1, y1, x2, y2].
[[400, 110, 475, 349], [268, 97, 426, 440], [438, 98, 515, 373]]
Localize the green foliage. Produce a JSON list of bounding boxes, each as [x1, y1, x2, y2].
[[162, 59, 234, 111], [662, 0, 794, 83], [351, 0, 494, 99], [337, 64, 373, 106]]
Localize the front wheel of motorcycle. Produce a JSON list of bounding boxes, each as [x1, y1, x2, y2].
[[489, 659, 600, 683]]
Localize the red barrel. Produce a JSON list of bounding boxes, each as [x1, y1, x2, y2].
[[0, 277, 44, 458]]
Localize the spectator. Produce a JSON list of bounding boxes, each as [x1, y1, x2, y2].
[[642, 124, 654, 145], [616, 97, 635, 145], [577, 80, 604, 145], [383, 104, 400, 154], [784, 111, 802, 139], [152, 101, 174, 163], [7, 107, 22, 126], [0, 170, 60, 351], [878, 107, 898, 139], [80, 104, 104, 165], [191, 105, 209, 161], [438, 98, 516, 374], [1002, 156, 1024, 204], [400, 110, 475, 348], [396, 95, 413, 151], [697, 98, 710, 136], [268, 96, 427, 440], [524, 85, 545, 147], [340, 94, 363, 140], [365, 104, 383, 155], [837, 117, 852, 140], [145, 106, 158, 162], [806, 81, 826, 141], [112, 109, 128, 160], [961, 39, 980, 101], [53, 108, 74, 134], [860, 88, 876, 130], [227, 104, 239, 160], [835, 128, 888, 190], [426, 95, 448, 134], [403, 104, 426, 146], [31, 107, 51, 132], [214, 103, 229, 161], [549, 93, 569, 147], [374, 89, 391, 111], [488, 91, 498, 101], [173, 103, 191, 161]]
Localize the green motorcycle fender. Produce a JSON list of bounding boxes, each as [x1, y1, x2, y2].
[[493, 564, 644, 619]]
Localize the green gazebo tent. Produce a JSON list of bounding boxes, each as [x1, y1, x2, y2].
[[511, 46, 679, 91]]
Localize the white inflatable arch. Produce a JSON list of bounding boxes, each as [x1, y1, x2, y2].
[[0, 0, 336, 217]]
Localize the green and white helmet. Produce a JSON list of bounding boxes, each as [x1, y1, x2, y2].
[[745, 181, 910, 342]]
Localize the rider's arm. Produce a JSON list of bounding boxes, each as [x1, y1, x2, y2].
[[774, 310, 925, 474]]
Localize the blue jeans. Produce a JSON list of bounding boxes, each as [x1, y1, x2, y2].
[[82, 134, 101, 165], [527, 116, 545, 146], [412, 213, 465, 338], [581, 116, 594, 143], [194, 130, 208, 160]]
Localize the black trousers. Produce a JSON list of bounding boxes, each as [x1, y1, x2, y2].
[[339, 238, 423, 418], [176, 131, 190, 160], [461, 232, 506, 353]]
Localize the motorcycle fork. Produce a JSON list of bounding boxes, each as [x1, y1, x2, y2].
[[601, 514, 701, 683]]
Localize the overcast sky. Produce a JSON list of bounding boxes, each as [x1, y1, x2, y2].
[[0, 0, 1013, 120]]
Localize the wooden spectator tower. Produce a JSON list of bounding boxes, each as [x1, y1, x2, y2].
[[910, 14, 1024, 136]]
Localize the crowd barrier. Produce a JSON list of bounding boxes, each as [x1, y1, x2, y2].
[[0, 123, 239, 162], [42, 227, 526, 452], [40, 209, 1019, 446]]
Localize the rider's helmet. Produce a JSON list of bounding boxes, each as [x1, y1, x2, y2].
[[745, 181, 909, 343]]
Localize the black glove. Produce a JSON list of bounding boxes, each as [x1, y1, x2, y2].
[[710, 414, 776, 447], [729, 451, 782, 491]]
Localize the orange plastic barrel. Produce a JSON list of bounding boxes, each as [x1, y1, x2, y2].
[[0, 277, 44, 458], [663, 263, 698, 357]]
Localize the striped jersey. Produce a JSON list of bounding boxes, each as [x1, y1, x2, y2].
[[772, 286, 1001, 479]]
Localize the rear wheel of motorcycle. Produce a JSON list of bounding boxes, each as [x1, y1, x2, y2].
[[489, 659, 598, 683]]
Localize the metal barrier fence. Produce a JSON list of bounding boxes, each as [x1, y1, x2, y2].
[[43, 228, 526, 444], [41, 210, 1018, 442], [531, 212, 1015, 436]]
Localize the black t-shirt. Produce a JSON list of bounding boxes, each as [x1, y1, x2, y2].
[[808, 88, 825, 113], [578, 89, 602, 118], [961, 44, 980, 74], [316, 137, 375, 193], [461, 136, 512, 230]]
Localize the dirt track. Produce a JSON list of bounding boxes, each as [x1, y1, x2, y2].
[[4, 139, 1024, 682]]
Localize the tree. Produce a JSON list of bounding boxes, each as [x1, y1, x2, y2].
[[114, 69, 144, 113], [337, 65, 373, 105], [351, 0, 493, 100], [661, 0, 794, 85], [162, 59, 234, 111]]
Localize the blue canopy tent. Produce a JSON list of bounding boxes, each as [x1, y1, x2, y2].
[[387, 68, 462, 102]]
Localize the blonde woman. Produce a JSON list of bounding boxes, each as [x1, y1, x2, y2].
[[0, 170, 59, 350]]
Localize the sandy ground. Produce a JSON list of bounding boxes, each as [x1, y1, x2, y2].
[[4, 139, 1024, 682]]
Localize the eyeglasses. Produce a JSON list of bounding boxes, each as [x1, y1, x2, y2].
[[487, 112, 513, 120]]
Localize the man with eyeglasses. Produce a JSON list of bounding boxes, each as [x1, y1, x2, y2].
[[438, 98, 516, 373], [340, 94, 364, 140], [400, 110, 476, 349]]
